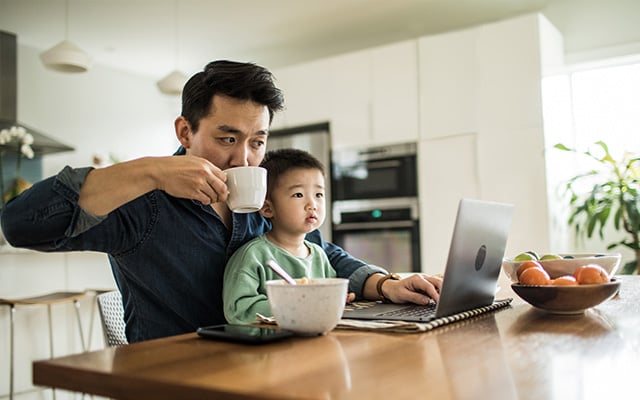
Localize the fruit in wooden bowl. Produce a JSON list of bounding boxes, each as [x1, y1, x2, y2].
[[502, 252, 621, 283], [506, 254, 622, 314]]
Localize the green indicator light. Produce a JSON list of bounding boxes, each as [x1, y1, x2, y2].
[[371, 210, 382, 218]]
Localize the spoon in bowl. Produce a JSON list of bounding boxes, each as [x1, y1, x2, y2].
[[266, 260, 297, 285]]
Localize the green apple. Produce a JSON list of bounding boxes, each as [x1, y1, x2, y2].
[[540, 253, 563, 261], [514, 252, 538, 261]]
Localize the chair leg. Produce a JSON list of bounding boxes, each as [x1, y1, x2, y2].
[[9, 305, 15, 400], [87, 297, 97, 350], [47, 305, 57, 400], [73, 300, 87, 352], [47, 305, 53, 358]]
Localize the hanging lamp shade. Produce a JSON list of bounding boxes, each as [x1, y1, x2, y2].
[[40, 40, 91, 73], [157, 69, 188, 96]]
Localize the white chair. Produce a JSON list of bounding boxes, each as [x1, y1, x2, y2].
[[96, 291, 128, 347]]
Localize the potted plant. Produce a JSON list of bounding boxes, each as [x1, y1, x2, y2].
[[0, 126, 34, 207], [554, 141, 640, 274]]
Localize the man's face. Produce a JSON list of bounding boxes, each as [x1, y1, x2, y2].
[[177, 94, 270, 170]]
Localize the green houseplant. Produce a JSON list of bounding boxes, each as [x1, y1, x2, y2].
[[555, 141, 640, 274]]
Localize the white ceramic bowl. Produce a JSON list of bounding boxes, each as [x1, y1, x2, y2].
[[502, 253, 621, 283], [266, 278, 349, 336]]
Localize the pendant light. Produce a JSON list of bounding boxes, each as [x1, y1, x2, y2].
[[40, 0, 91, 73], [157, 0, 188, 95]]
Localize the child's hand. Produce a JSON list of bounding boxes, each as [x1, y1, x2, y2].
[[345, 292, 356, 304]]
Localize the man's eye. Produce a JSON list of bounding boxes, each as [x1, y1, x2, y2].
[[220, 137, 235, 144], [253, 139, 266, 148], [316, 193, 324, 198]]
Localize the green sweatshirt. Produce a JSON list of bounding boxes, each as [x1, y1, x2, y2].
[[223, 234, 336, 324]]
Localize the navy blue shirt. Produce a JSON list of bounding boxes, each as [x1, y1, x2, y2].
[[0, 153, 385, 342]]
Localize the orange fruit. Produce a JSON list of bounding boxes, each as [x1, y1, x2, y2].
[[550, 275, 578, 286], [573, 264, 609, 284], [516, 260, 543, 280], [519, 266, 550, 285]]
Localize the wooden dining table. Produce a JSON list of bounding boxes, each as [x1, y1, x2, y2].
[[33, 274, 640, 400]]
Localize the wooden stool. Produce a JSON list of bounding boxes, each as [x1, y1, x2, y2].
[[0, 291, 87, 400]]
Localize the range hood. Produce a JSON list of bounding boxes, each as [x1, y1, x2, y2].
[[1, 30, 74, 155]]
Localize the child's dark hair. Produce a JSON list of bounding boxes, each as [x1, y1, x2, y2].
[[260, 148, 325, 197]]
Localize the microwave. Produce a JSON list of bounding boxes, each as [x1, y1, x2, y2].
[[331, 142, 417, 201]]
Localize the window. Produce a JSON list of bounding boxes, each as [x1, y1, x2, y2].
[[542, 57, 640, 256]]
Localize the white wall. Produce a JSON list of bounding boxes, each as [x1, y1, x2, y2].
[[0, 44, 180, 400], [16, 45, 180, 177]]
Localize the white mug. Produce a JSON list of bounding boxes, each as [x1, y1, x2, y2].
[[224, 166, 267, 213]]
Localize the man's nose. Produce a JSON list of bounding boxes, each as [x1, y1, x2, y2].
[[229, 145, 250, 167]]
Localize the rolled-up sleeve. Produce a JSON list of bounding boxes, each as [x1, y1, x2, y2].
[[0, 166, 105, 250]]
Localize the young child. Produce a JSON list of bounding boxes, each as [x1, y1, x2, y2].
[[223, 148, 340, 324]]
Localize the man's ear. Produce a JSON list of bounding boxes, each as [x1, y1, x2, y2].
[[259, 199, 274, 218], [175, 116, 192, 148]]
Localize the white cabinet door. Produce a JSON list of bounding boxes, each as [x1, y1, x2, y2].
[[273, 40, 419, 149], [418, 134, 479, 274], [418, 28, 479, 139], [328, 50, 371, 149], [370, 40, 419, 145], [272, 59, 332, 129], [330, 41, 420, 149]]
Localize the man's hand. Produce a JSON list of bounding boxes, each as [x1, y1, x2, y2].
[[369, 273, 443, 305], [155, 155, 228, 205]]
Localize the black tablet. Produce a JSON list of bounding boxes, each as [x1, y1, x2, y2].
[[196, 324, 294, 344]]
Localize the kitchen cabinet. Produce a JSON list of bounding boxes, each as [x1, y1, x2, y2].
[[271, 59, 332, 130], [327, 49, 371, 148], [329, 40, 419, 148], [369, 40, 419, 146], [272, 40, 419, 149], [418, 134, 479, 274], [416, 14, 563, 268], [418, 29, 478, 139]]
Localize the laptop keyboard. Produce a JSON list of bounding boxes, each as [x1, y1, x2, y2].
[[377, 301, 437, 318]]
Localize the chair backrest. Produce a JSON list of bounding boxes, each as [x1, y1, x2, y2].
[[96, 290, 128, 346]]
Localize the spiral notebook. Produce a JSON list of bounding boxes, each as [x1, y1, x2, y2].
[[342, 198, 514, 324]]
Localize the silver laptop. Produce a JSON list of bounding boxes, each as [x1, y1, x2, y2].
[[343, 198, 514, 322]]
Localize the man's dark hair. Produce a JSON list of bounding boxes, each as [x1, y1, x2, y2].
[[181, 60, 285, 132], [260, 148, 326, 197]]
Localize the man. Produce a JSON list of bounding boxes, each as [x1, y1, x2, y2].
[[1, 60, 442, 342]]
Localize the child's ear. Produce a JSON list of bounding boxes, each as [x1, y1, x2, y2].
[[259, 199, 274, 218]]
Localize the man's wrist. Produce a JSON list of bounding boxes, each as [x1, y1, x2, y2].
[[376, 273, 401, 302]]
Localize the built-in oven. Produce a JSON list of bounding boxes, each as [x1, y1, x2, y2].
[[331, 142, 417, 201], [332, 197, 420, 273], [331, 142, 420, 272]]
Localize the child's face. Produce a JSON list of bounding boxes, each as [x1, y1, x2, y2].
[[263, 168, 326, 235]]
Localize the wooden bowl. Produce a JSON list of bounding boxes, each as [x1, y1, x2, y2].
[[511, 278, 621, 314]]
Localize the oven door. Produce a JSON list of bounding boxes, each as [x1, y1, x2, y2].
[[332, 198, 421, 273], [332, 143, 417, 201]]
